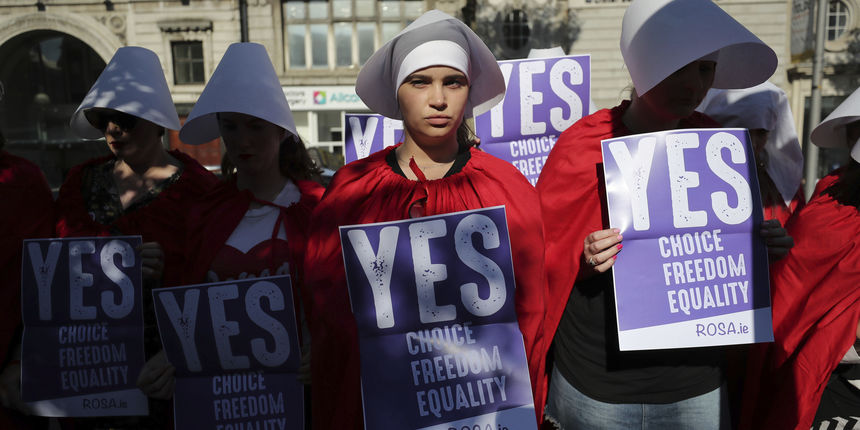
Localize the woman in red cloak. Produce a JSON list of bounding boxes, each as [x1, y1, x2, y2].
[[536, 0, 791, 428], [54, 47, 218, 428], [304, 10, 548, 429], [177, 45, 323, 410], [0, 80, 54, 428], [741, 87, 860, 430]]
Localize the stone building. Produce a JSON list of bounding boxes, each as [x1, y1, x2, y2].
[[0, 0, 856, 187]]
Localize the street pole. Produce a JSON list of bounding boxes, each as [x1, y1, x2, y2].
[[239, 0, 249, 42], [804, 0, 828, 199]]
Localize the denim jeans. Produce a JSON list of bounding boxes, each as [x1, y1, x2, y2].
[[544, 365, 729, 430]]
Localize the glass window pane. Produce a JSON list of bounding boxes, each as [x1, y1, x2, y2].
[[172, 41, 204, 84], [285, 0, 305, 20], [332, 0, 351, 18], [192, 62, 204, 82], [317, 111, 342, 142], [308, 0, 328, 19], [335, 23, 352, 67], [357, 23, 375, 65], [356, 0, 375, 17], [310, 24, 328, 68], [380, 1, 400, 18], [381, 22, 401, 43], [403, 1, 424, 18], [288, 25, 306, 68]]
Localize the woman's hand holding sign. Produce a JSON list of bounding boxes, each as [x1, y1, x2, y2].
[[581, 228, 623, 277], [137, 242, 164, 281], [137, 349, 175, 399], [760, 219, 793, 261]]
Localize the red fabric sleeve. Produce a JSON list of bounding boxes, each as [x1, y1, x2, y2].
[[0, 152, 54, 361], [0, 152, 54, 430], [741, 171, 860, 430], [304, 147, 548, 429]]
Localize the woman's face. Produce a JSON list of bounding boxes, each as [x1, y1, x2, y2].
[[87, 108, 164, 165], [397, 66, 469, 146], [640, 60, 717, 122], [218, 112, 286, 176]]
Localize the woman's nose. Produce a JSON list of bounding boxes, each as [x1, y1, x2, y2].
[[429, 84, 447, 109]]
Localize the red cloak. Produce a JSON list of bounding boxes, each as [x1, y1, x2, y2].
[[536, 101, 720, 405], [0, 151, 53, 429], [183, 179, 323, 329], [304, 145, 549, 429], [740, 170, 860, 430], [54, 150, 218, 288]]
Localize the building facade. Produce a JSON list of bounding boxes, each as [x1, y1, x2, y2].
[[0, 0, 856, 187]]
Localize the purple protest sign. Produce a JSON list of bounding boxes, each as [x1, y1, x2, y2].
[[153, 275, 303, 430], [601, 128, 772, 351], [340, 206, 536, 430], [20, 236, 147, 416], [344, 113, 404, 163], [474, 55, 590, 185], [342, 55, 590, 185]]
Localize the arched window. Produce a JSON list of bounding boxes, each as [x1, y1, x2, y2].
[[0, 31, 105, 144], [827, 0, 851, 41]]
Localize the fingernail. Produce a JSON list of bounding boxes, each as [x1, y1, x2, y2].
[[613, 228, 620, 233], [617, 244, 623, 250], [617, 234, 623, 240], [613, 255, 618, 260]]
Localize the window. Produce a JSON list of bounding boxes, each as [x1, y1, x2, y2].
[[283, 0, 424, 69], [317, 111, 342, 143], [827, 0, 850, 41], [172, 41, 204, 84], [502, 10, 530, 51]]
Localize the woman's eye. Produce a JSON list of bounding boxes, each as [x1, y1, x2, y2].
[[446, 79, 466, 88]]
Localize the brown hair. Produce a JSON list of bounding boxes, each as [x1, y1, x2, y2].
[[279, 134, 322, 182], [457, 120, 480, 149], [221, 134, 322, 183]]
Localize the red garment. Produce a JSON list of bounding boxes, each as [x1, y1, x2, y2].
[[740, 170, 860, 430], [55, 150, 218, 288], [535, 101, 720, 406], [183, 179, 323, 327], [759, 170, 806, 226], [304, 145, 549, 429], [0, 151, 53, 429]]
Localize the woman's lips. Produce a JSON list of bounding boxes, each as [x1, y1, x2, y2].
[[425, 116, 451, 126]]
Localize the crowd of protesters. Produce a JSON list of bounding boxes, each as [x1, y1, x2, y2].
[[0, 0, 859, 429]]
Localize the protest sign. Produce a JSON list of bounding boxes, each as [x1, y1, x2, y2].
[[474, 55, 590, 185], [21, 236, 147, 416], [153, 275, 303, 430], [340, 206, 536, 430], [342, 55, 590, 186], [344, 114, 404, 164], [601, 128, 772, 351]]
